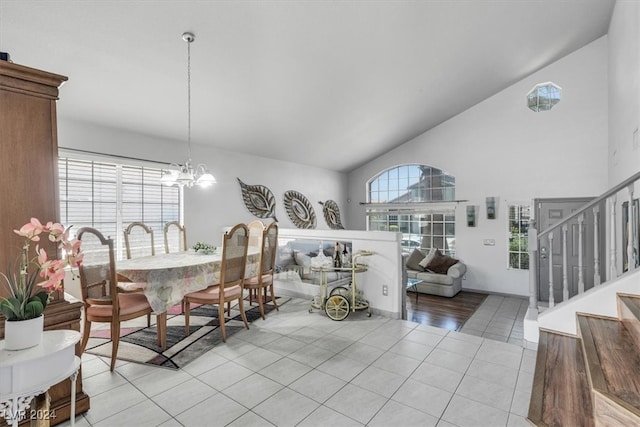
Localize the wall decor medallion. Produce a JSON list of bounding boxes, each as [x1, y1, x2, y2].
[[319, 200, 345, 229], [237, 178, 277, 220], [283, 190, 316, 229]]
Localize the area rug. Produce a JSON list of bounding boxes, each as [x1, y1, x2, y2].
[[85, 296, 290, 370]]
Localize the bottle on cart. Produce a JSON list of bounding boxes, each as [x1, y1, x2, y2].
[[334, 242, 342, 268], [341, 243, 350, 267]]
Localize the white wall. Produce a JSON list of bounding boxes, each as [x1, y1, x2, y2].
[[58, 119, 348, 247], [536, 269, 640, 337], [608, 0, 640, 186], [346, 37, 609, 297]]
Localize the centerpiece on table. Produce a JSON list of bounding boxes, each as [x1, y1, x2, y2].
[[192, 242, 216, 255], [0, 218, 83, 350]]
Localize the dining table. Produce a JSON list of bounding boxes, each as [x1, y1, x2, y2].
[[116, 249, 260, 349]]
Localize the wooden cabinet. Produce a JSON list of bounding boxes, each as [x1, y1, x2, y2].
[[0, 60, 90, 425]]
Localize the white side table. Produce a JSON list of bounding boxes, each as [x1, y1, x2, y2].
[[0, 330, 81, 427]]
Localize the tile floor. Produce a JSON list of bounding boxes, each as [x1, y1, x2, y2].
[[62, 296, 535, 427], [459, 294, 529, 346]]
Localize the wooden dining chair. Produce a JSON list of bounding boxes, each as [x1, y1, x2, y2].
[[124, 221, 155, 259], [164, 221, 187, 254], [247, 220, 265, 249], [244, 222, 279, 319], [246, 219, 265, 304], [76, 227, 165, 371], [183, 223, 250, 342]]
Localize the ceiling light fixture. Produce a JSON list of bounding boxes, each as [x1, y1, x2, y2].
[[527, 82, 561, 112], [161, 32, 216, 188]]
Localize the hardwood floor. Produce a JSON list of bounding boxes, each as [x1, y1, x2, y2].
[[405, 290, 487, 331], [529, 331, 595, 427], [529, 294, 640, 426]]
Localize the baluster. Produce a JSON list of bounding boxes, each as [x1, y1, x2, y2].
[[562, 224, 569, 302], [548, 232, 554, 308], [627, 183, 635, 271], [578, 213, 584, 294], [528, 219, 538, 311], [593, 205, 601, 285], [609, 195, 617, 279]]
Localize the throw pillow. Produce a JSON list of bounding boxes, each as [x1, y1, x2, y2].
[[294, 251, 312, 268], [405, 248, 426, 271], [426, 249, 459, 274], [418, 247, 437, 269]]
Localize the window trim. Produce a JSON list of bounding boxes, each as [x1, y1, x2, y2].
[[508, 203, 530, 270]]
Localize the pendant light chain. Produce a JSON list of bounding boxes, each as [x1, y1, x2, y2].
[[160, 31, 216, 188], [186, 35, 192, 162]]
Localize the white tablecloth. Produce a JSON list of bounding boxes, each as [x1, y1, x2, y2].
[[117, 250, 259, 313]]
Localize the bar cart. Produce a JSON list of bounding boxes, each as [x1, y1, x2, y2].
[[309, 250, 374, 321]]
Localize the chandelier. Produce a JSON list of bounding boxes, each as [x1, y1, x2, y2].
[[161, 32, 216, 188]]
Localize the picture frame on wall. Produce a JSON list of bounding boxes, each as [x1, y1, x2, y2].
[[467, 205, 477, 227], [486, 196, 497, 219]]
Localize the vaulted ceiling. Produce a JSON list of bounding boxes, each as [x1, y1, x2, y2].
[[0, 1, 615, 172]]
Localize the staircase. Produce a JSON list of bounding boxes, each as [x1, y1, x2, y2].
[[528, 292, 640, 426], [526, 170, 640, 425]]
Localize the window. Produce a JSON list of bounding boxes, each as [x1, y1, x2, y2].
[[369, 165, 455, 203], [508, 205, 530, 269], [366, 164, 456, 256], [59, 156, 181, 259]]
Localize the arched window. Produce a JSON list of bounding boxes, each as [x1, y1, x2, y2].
[[367, 164, 456, 255], [368, 165, 455, 203]]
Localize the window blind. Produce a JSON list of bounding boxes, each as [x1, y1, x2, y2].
[[58, 157, 181, 259]]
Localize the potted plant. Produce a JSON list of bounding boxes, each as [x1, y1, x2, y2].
[[0, 218, 83, 350]]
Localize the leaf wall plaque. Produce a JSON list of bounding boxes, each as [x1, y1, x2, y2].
[[283, 190, 316, 229], [319, 200, 345, 229], [237, 178, 277, 221]]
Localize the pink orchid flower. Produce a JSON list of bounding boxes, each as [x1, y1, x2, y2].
[[60, 239, 83, 267], [68, 241, 83, 267], [4, 218, 84, 321], [68, 251, 84, 268], [39, 258, 64, 279], [46, 222, 65, 241], [36, 246, 48, 265], [13, 218, 45, 241], [39, 267, 66, 292]]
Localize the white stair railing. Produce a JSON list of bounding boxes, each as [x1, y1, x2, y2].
[[529, 171, 640, 311]]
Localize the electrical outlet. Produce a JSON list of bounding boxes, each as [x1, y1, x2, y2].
[[382, 285, 388, 296]]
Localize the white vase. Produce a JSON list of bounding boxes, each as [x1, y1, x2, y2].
[[4, 315, 44, 350]]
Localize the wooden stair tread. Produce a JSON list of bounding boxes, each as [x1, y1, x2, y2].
[[578, 314, 640, 415], [528, 331, 595, 427], [619, 295, 640, 352], [619, 295, 640, 322]]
